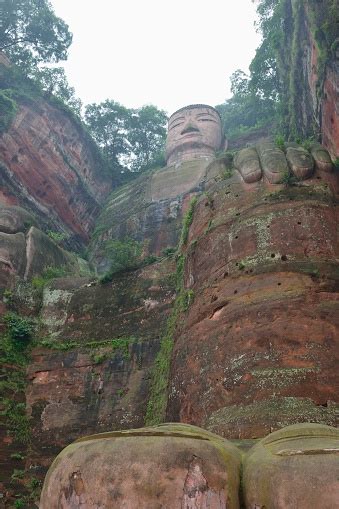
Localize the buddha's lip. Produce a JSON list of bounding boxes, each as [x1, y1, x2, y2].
[[179, 132, 202, 138]]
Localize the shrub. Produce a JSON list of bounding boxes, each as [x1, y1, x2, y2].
[[11, 469, 25, 482], [100, 238, 142, 283], [47, 230, 68, 244], [10, 453, 25, 460], [281, 170, 299, 186], [162, 247, 176, 257], [301, 138, 315, 152], [4, 313, 33, 342], [141, 254, 159, 266], [32, 266, 67, 288], [275, 134, 285, 151], [222, 168, 233, 179]]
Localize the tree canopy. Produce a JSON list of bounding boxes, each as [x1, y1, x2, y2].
[[0, 0, 72, 71], [32, 66, 82, 115], [85, 101, 167, 178]]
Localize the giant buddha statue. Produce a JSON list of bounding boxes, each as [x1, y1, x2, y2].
[[166, 104, 226, 166]]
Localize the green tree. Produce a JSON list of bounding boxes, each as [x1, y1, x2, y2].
[[85, 101, 167, 177], [0, 0, 72, 72], [128, 105, 167, 172], [84, 100, 131, 168], [216, 0, 288, 138], [32, 66, 82, 115], [216, 68, 276, 138]]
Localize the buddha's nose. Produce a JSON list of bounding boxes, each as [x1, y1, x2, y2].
[[181, 120, 200, 135]]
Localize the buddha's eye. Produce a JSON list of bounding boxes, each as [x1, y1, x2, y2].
[[169, 116, 185, 131], [169, 122, 184, 130], [198, 118, 215, 122]]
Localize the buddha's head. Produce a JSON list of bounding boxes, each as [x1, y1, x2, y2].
[[166, 104, 225, 166]]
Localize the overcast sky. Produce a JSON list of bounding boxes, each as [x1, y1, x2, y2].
[[50, 0, 261, 115]]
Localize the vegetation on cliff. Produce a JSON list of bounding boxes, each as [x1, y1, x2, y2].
[[217, 0, 338, 142], [145, 197, 198, 425]]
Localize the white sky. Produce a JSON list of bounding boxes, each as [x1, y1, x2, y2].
[[50, 0, 261, 115]]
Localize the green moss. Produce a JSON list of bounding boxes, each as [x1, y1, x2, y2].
[[145, 199, 199, 425], [144, 337, 173, 426], [31, 266, 69, 289], [0, 89, 17, 133], [2, 399, 31, 445], [0, 326, 31, 446], [38, 336, 135, 358], [178, 196, 198, 249]]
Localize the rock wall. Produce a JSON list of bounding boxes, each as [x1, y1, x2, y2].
[[280, 0, 338, 157], [0, 66, 113, 250], [0, 207, 90, 289], [89, 159, 210, 273], [24, 259, 175, 482]]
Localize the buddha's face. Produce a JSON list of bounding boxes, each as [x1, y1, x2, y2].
[[166, 105, 223, 165]]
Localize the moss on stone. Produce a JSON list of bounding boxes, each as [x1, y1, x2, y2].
[[206, 397, 338, 435], [0, 89, 17, 134]]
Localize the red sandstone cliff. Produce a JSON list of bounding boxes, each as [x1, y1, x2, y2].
[[286, 1, 338, 157], [0, 68, 113, 250]]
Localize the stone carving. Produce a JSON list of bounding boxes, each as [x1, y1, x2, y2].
[[243, 423, 339, 508], [166, 104, 226, 166], [40, 422, 339, 508], [40, 423, 241, 509], [234, 141, 333, 184]]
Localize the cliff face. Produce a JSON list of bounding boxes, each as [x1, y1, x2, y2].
[[322, 59, 339, 157], [24, 259, 175, 483], [0, 67, 113, 250], [281, 0, 338, 157], [89, 159, 210, 273]]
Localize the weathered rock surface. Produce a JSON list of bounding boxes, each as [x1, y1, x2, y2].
[[257, 141, 289, 183], [40, 423, 241, 509], [89, 159, 210, 273], [0, 205, 36, 234], [24, 227, 89, 280], [311, 143, 334, 172], [26, 259, 176, 476], [322, 61, 339, 158], [243, 423, 339, 508], [0, 66, 113, 249], [0, 231, 26, 282], [272, 2, 339, 158], [167, 157, 339, 438], [0, 224, 89, 288], [285, 145, 314, 179], [234, 147, 262, 184]]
